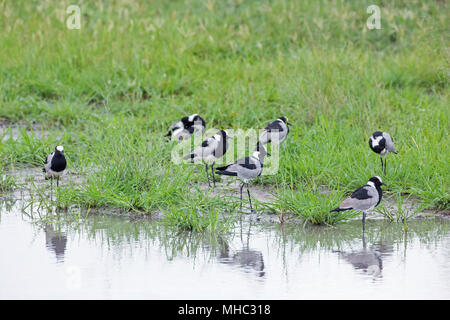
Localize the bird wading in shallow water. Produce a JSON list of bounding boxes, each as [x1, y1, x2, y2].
[[369, 131, 398, 174], [184, 129, 230, 188], [259, 116, 292, 146], [165, 114, 206, 142], [215, 142, 268, 211], [43, 146, 67, 200], [331, 176, 385, 232]]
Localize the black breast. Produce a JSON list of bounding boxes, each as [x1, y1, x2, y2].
[[369, 132, 386, 154], [51, 154, 67, 172], [375, 185, 383, 207]]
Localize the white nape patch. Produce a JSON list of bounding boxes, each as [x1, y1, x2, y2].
[[370, 135, 383, 147], [56, 146, 64, 152], [375, 176, 382, 183], [367, 181, 376, 188], [252, 151, 260, 159], [188, 114, 198, 122]]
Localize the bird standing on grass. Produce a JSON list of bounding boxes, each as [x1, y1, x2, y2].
[[165, 114, 206, 142], [215, 142, 268, 211], [369, 131, 398, 174], [259, 116, 292, 146], [43, 146, 67, 199], [330, 176, 385, 232], [184, 129, 230, 188]]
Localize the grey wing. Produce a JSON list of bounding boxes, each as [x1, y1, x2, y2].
[[259, 121, 287, 144], [235, 156, 262, 180], [44, 153, 54, 172], [259, 130, 269, 144], [382, 132, 397, 153], [193, 137, 218, 158], [218, 156, 254, 173], [339, 186, 378, 211]]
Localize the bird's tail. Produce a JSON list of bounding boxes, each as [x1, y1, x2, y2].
[[330, 207, 352, 213], [215, 164, 237, 176], [183, 153, 196, 163], [215, 164, 231, 171], [215, 170, 237, 177]]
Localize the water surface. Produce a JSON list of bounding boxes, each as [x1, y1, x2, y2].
[[0, 198, 449, 299]]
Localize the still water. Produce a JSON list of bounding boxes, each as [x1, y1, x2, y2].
[[0, 198, 449, 299]]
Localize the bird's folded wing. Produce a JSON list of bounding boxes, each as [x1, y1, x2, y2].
[[192, 137, 218, 157], [265, 120, 283, 132], [350, 186, 372, 200], [217, 156, 256, 173], [45, 153, 53, 165], [383, 132, 397, 152], [339, 185, 377, 211]]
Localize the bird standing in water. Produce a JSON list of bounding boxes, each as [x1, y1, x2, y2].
[[215, 142, 268, 211], [331, 176, 385, 232], [43, 145, 67, 200]]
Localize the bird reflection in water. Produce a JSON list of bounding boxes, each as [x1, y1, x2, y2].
[[337, 233, 392, 278], [44, 224, 67, 263], [218, 219, 265, 278]]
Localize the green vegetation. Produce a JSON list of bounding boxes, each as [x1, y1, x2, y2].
[[0, 0, 448, 226]]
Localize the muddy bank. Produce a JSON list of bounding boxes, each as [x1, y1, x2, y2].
[[2, 166, 448, 224], [0, 121, 46, 141]]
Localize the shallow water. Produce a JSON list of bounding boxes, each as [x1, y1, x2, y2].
[[0, 198, 449, 299]]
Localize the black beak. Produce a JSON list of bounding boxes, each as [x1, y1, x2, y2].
[[287, 122, 293, 126]]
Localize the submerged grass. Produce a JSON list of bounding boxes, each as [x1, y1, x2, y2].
[[0, 1, 448, 226]]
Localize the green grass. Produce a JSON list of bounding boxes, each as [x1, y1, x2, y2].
[[0, 0, 448, 226], [268, 185, 361, 225]]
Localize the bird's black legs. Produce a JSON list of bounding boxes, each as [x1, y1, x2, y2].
[[50, 178, 53, 201], [56, 176, 60, 201], [246, 183, 253, 212], [379, 156, 387, 175], [362, 211, 366, 233], [211, 163, 216, 188], [379, 156, 384, 174], [205, 164, 211, 187], [239, 183, 245, 210]]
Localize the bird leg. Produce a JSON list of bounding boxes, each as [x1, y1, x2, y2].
[[240, 182, 245, 211], [379, 156, 384, 174], [205, 164, 211, 187], [211, 163, 216, 188], [246, 183, 253, 212], [362, 211, 366, 233], [384, 158, 387, 175], [50, 177, 53, 202], [56, 176, 60, 201]]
